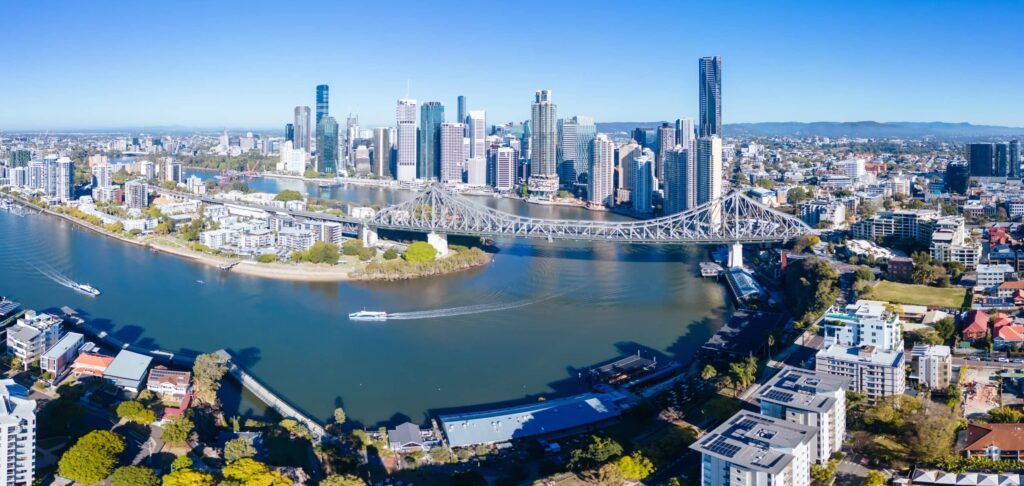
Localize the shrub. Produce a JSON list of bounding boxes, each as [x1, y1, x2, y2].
[[383, 247, 398, 260], [404, 241, 437, 263], [256, 253, 278, 263]]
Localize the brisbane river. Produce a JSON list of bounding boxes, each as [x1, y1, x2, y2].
[[0, 175, 732, 427]]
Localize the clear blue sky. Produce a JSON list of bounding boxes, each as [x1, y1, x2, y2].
[[2, 0, 1022, 130]]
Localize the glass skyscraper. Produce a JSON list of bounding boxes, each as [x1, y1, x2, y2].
[[457, 95, 467, 123], [317, 116, 339, 174], [418, 102, 445, 180], [529, 90, 559, 195], [699, 56, 722, 138], [316, 85, 329, 127]]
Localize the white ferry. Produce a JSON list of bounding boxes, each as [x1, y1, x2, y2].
[[348, 310, 388, 322], [72, 283, 101, 297]]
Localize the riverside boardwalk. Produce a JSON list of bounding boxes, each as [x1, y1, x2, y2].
[[60, 308, 326, 439]]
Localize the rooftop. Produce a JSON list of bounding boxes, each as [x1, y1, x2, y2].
[[41, 332, 83, 360], [964, 423, 1024, 452], [689, 410, 815, 474], [817, 344, 904, 367], [104, 350, 153, 381], [756, 366, 849, 414]]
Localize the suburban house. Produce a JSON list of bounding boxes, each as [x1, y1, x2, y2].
[[963, 423, 1024, 460], [71, 353, 114, 377], [146, 366, 191, 398], [962, 310, 989, 341], [997, 325, 1024, 350], [388, 422, 429, 452], [103, 350, 153, 393], [997, 281, 1024, 299]]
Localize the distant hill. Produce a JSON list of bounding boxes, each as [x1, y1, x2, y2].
[[596, 121, 1024, 139]]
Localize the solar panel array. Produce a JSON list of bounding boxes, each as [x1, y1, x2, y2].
[[763, 389, 795, 403], [705, 436, 741, 458]]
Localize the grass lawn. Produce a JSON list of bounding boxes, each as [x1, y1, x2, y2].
[[866, 281, 967, 309]]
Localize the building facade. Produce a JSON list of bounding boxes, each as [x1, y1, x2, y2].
[[588, 134, 614, 207], [690, 411, 813, 486], [419, 102, 445, 180], [528, 90, 559, 195], [699, 56, 722, 138], [396, 99, 418, 182]]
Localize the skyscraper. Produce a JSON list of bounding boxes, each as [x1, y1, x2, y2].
[[616, 140, 642, 205], [675, 118, 695, 147], [419, 102, 445, 180], [664, 145, 693, 214], [699, 56, 722, 138], [317, 116, 339, 174], [285, 123, 294, 143], [56, 156, 74, 202], [294, 106, 311, 152], [588, 134, 614, 207], [557, 118, 577, 185], [0, 379, 36, 486], [632, 155, 654, 214], [440, 122, 466, 183], [467, 110, 487, 160], [457, 95, 467, 124], [698, 136, 723, 217], [396, 99, 418, 182], [316, 85, 329, 127], [967, 143, 996, 177], [492, 146, 516, 191], [372, 127, 392, 178], [656, 122, 676, 180], [997, 143, 1010, 177], [574, 116, 596, 183], [1011, 140, 1021, 178], [945, 162, 969, 194], [529, 89, 559, 195]]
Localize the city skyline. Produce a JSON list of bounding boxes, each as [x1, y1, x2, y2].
[[3, 0, 1024, 129]]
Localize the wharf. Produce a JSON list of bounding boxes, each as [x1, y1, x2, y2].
[[700, 310, 787, 360]]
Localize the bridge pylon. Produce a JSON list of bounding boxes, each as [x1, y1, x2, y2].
[[727, 242, 744, 268]]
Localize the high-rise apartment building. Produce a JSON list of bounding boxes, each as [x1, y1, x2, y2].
[[467, 110, 487, 160], [56, 157, 73, 202], [372, 127, 392, 178], [317, 116, 339, 174], [419, 102, 445, 180], [664, 145, 694, 214], [616, 141, 642, 205], [316, 85, 329, 128], [697, 136, 722, 204], [656, 122, 676, 180], [285, 123, 294, 143], [439, 122, 466, 183], [125, 179, 148, 209], [699, 56, 722, 138], [466, 157, 487, 186], [691, 411, 814, 486], [294, 106, 312, 152], [574, 116, 596, 182], [529, 90, 559, 195], [756, 367, 849, 465], [491, 147, 516, 191], [1011, 140, 1021, 178], [675, 117, 695, 148], [93, 165, 112, 188], [396, 99, 418, 182], [588, 134, 614, 207], [0, 379, 36, 486], [632, 155, 654, 214]]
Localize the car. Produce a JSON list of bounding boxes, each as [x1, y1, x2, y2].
[[968, 356, 982, 361], [1014, 359, 1024, 364], [998, 357, 1010, 363]]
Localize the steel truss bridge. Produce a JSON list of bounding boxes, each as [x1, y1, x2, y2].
[[367, 185, 811, 244]]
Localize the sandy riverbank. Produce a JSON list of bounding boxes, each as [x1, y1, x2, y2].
[[7, 194, 490, 283]]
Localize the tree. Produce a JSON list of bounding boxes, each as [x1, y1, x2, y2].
[[58, 430, 126, 485], [787, 186, 809, 205], [171, 455, 193, 471], [222, 458, 291, 485], [383, 247, 398, 260], [333, 407, 347, 425], [730, 355, 759, 389], [304, 168, 321, 179], [161, 417, 195, 444], [988, 406, 1024, 423], [274, 189, 304, 202], [321, 475, 365, 486], [853, 267, 875, 282], [404, 241, 438, 263], [700, 364, 718, 381], [615, 452, 655, 481], [935, 316, 956, 342], [783, 257, 839, 323], [116, 400, 155, 425], [865, 470, 888, 486], [791, 234, 821, 254], [905, 403, 958, 463], [162, 469, 215, 486], [863, 395, 921, 434], [109, 465, 160, 486], [192, 352, 229, 406], [224, 437, 258, 463], [568, 435, 623, 470], [295, 241, 341, 264], [591, 462, 625, 486], [256, 253, 278, 263], [906, 328, 943, 346]]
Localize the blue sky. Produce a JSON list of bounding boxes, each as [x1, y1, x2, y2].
[[2, 0, 1022, 130]]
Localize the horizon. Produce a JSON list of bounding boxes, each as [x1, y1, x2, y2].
[[3, 0, 1023, 129]]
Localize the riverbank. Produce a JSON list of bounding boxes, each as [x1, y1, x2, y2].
[[5, 193, 491, 283]]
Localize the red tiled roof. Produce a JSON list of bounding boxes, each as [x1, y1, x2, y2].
[[965, 423, 1024, 452], [963, 310, 990, 337], [999, 325, 1024, 342], [999, 281, 1024, 290]]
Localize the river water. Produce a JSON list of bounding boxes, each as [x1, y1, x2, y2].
[[0, 175, 731, 427]]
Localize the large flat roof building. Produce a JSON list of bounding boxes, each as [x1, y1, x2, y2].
[[815, 344, 906, 401], [756, 366, 849, 464], [690, 410, 814, 486], [103, 350, 153, 393]]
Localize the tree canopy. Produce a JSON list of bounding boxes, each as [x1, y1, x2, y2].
[[116, 400, 156, 425], [161, 417, 195, 444], [192, 352, 229, 406], [783, 257, 839, 323], [293, 241, 340, 264], [109, 465, 160, 486], [320, 475, 365, 486], [404, 241, 437, 263], [274, 189, 304, 202], [222, 458, 292, 485], [224, 437, 258, 463], [568, 435, 623, 470], [58, 430, 126, 485], [163, 469, 215, 486], [615, 452, 655, 480]]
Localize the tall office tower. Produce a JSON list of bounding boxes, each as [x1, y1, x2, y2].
[[395, 99, 418, 182], [574, 116, 596, 182], [699, 56, 722, 138], [632, 155, 654, 214], [353, 146, 371, 176], [467, 111, 487, 160], [632, 127, 657, 152], [697, 136, 723, 204], [528, 89, 559, 195], [996, 143, 1010, 176], [0, 379, 36, 486], [664, 145, 694, 214], [294, 106, 312, 152], [285, 123, 295, 143], [316, 84, 329, 127], [372, 127, 392, 178], [457, 95, 467, 123], [616, 140, 642, 204], [1012, 140, 1021, 178], [588, 134, 614, 207], [944, 162, 969, 194], [56, 156, 74, 202], [125, 179, 148, 209], [675, 117, 695, 146], [656, 122, 676, 180], [466, 157, 487, 186], [557, 118, 578, 184], [967, 143, 996, 177], [317, 116, 339, 174], [439, 122, 467, 183], [492, 147, 516, 191], [419, 102, 445, 180]]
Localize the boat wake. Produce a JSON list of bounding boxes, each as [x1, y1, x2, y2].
[[386, 290, 568, 321], [30, 261, 77, 289]]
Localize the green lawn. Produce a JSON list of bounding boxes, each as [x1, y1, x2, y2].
[[866, 281, 967, 309]]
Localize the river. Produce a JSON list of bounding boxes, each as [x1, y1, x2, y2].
[[0, 175, 732, 427]]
